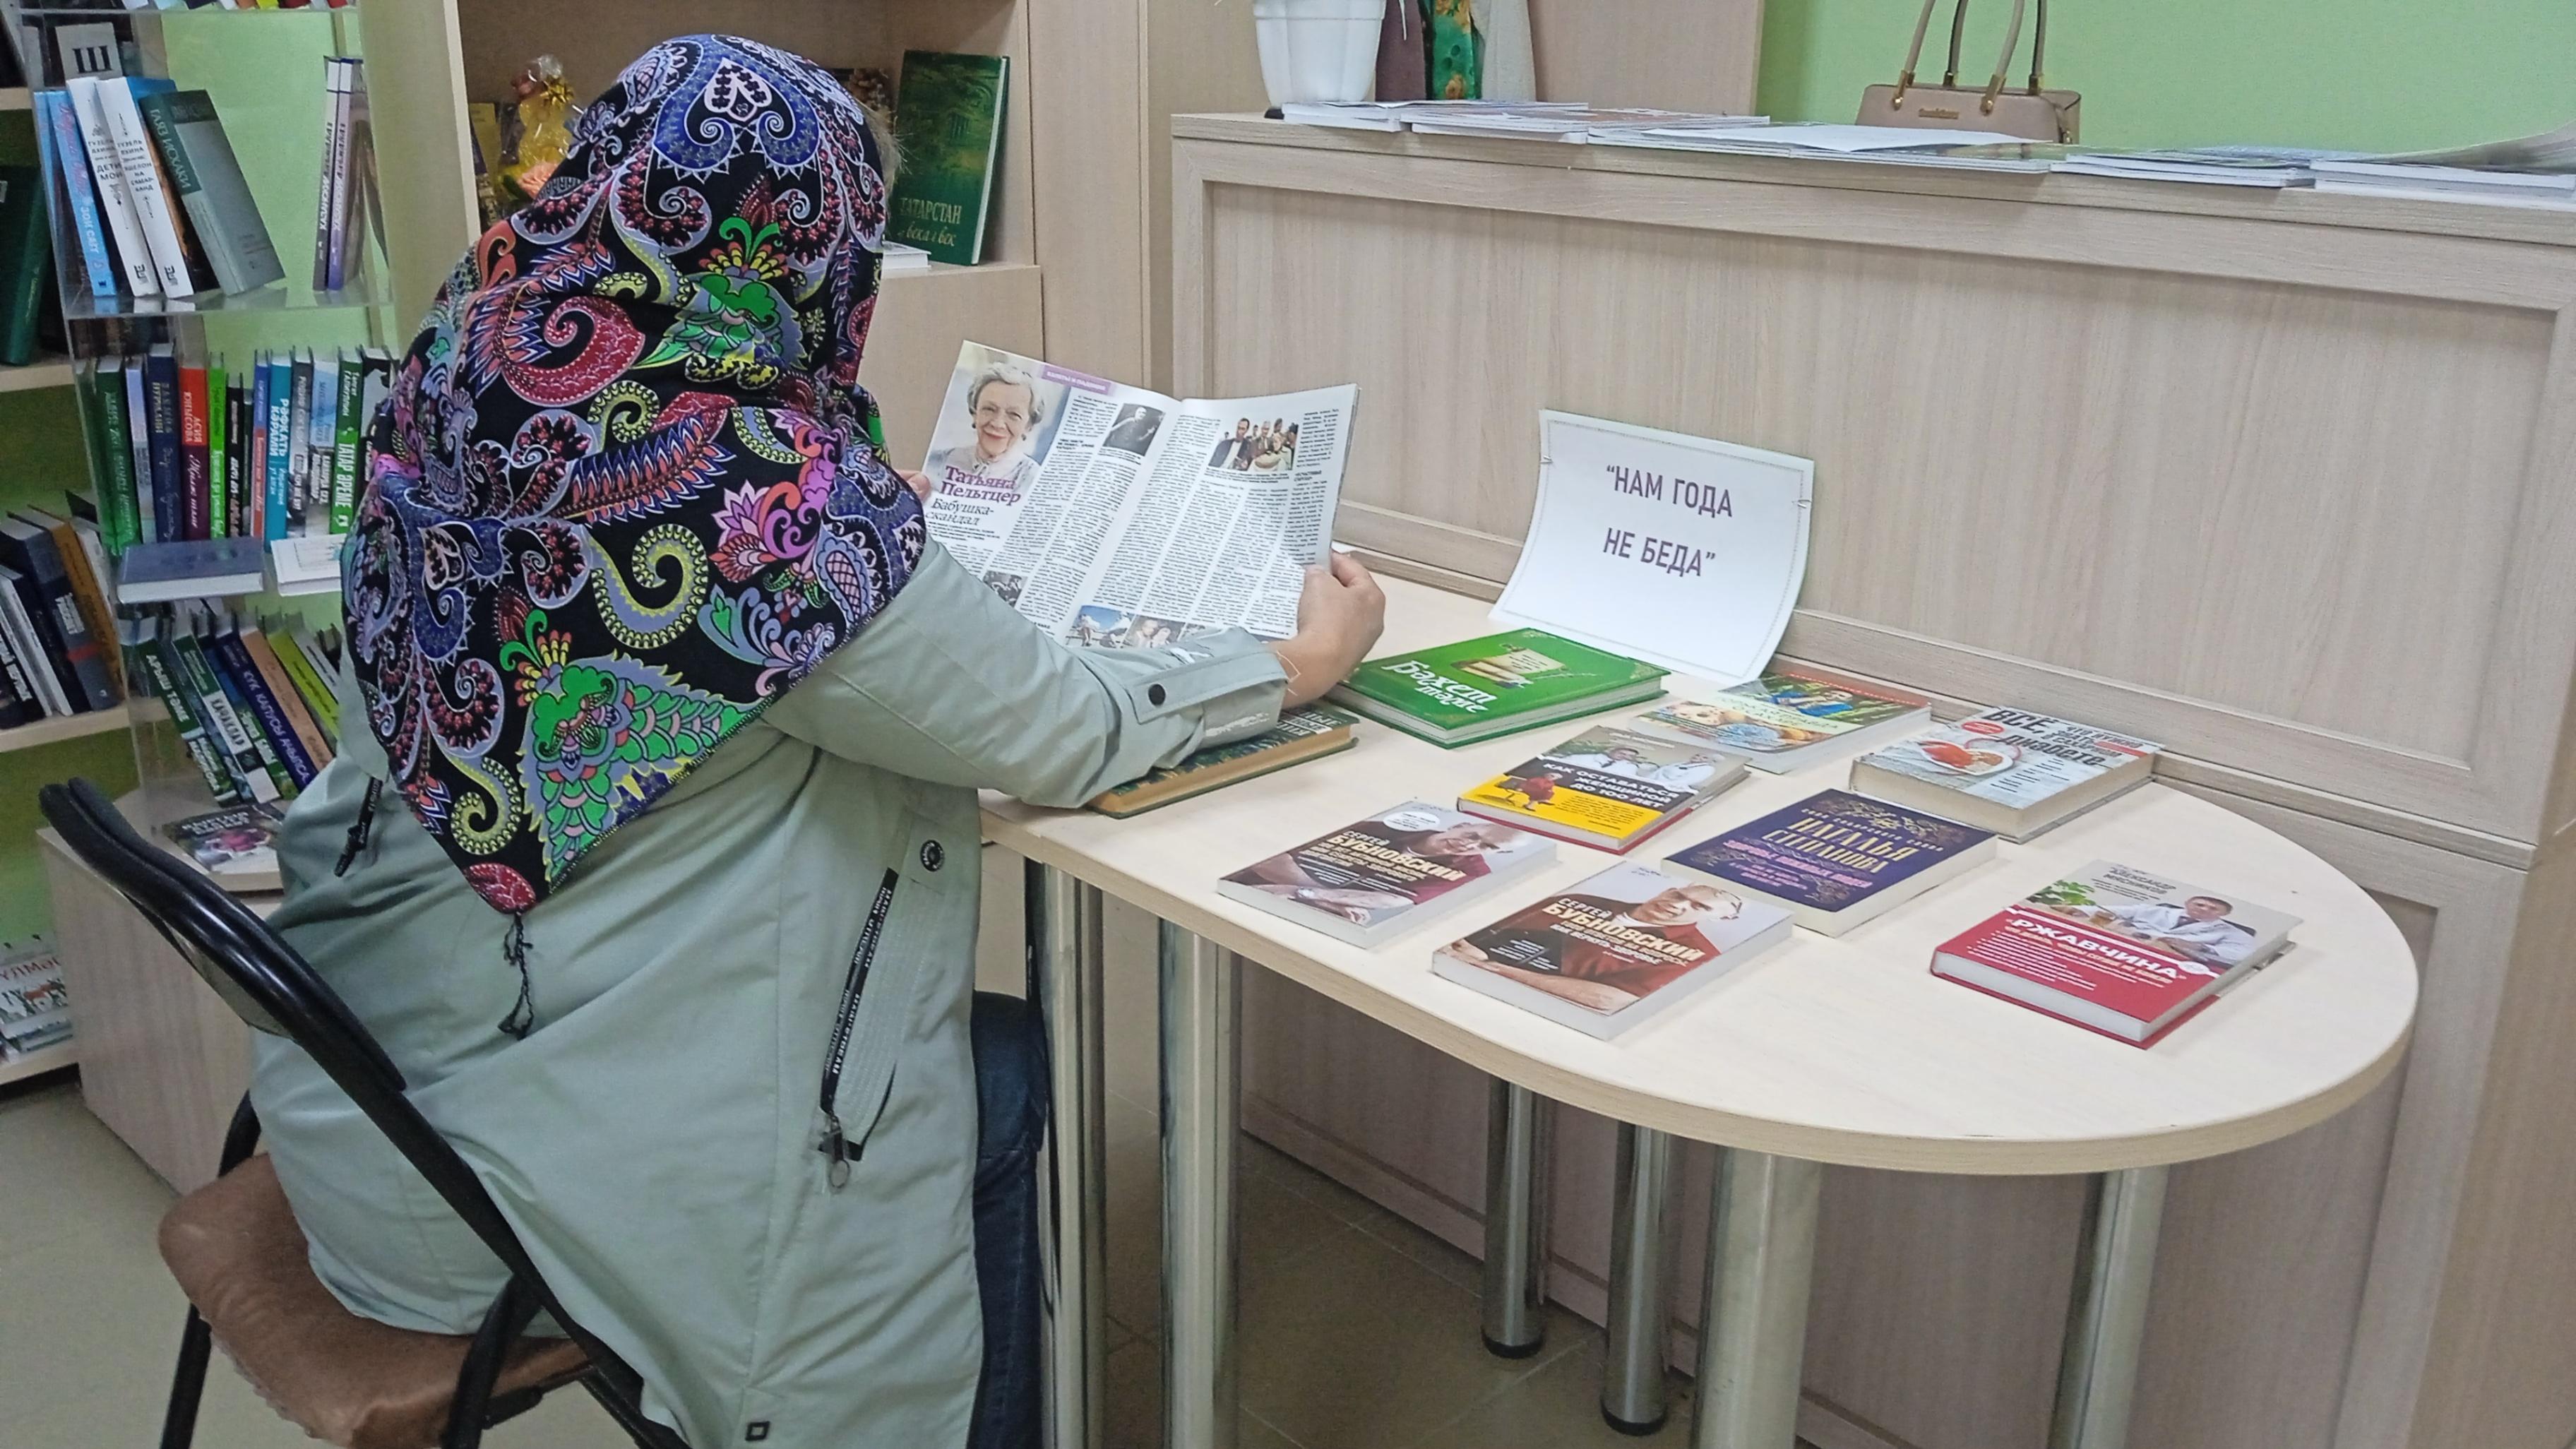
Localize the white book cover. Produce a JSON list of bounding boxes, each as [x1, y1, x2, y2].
[[66, 77, 162, 297], [1492, 411, 1811, 687], [96, 78, 196, 297]]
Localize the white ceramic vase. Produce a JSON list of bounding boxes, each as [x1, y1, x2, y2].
[[1253, 0, 1388, 107]]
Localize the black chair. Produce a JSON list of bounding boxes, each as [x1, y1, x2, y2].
[[38, 778, 688, 1449]]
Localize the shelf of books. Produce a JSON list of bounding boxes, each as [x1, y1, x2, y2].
[[5, 1, 383, 830]]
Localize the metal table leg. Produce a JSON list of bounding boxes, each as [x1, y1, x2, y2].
[[1028, 863, 1107, 1449], [1692, 1149, 1822, 1449], [1481, 1080, 1554, 1359], [1160, 923, 1240, 1449], [1604, 1124, 1676, 1433], [2049, 1166, 2171, 1449]]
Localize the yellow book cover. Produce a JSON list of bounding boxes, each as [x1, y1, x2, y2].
[[1460, 726, 1742, 852]]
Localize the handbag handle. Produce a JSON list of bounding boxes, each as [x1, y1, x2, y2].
[[1890, 0, 2046, 110]]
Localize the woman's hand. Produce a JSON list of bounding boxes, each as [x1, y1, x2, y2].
[[898, 469, 934, 503], [1272, 551, 1385, 706]]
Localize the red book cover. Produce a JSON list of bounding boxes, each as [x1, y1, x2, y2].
[[179, 364, 212, 542], [1931, 860, 2298, 1046]]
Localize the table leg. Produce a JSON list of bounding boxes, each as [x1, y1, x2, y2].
[[1604, 1123, 1676, 1433], [1480, 1079, 1554, 1359], [1027, 864, 1107, 1449], [2049, 1166, 2171, 1449], [1692, 1149, 1822, 1449], [1160, 922, 1240, 1449]]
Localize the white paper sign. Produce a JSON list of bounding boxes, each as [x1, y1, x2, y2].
[[1492, 412, 1811, 686]]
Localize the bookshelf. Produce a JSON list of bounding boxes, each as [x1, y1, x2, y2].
[[0, 354, 71, 390], [0, 1034, 74, 1088]]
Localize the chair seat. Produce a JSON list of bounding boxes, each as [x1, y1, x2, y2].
[[158, 1155, 592, 1449]]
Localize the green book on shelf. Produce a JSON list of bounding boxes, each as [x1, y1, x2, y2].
[[1089, 705, 1358, 817], [1328, 628, 1669, 747], [0, 164, 53, 369], [887, 51, 1008, 266]]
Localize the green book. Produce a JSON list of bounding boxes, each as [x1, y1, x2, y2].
[[1329, 628, 1669, 747], [328, 347, 365, 534], [205, 359, 227, 539], [0, 164, 51, 369], [887, 51, 1008, 266], [132, 616, 243, 805], [1090, 705, 1358, 818], [80, 364, 140, 554]]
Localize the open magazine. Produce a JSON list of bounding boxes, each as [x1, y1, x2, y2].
[[919, 342, 1357, 645]]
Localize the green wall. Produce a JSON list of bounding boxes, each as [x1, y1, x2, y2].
[[1755, 0, 2576, 151]]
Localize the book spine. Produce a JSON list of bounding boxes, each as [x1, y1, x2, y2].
[[0, 605, 37, 727], [191, 617, 294, 799], [3, 527, 117, 712], [65, 78, 162, 297], [165, 620, 273, 802], [247, 354, 270, 537], [86, 364, 140, 552], [306, 350, 340, 527], [38, 93, 121, 300], [44, 521, 119, 696], [328, 348, 364, 533], [179, 362, 210, 541], [97, 80, 193, 297], [143, 348, 179, 544], [137, 90, 243, 295], [205, 362, 227, 538], [313, 58, 348, 293], [239, 625, 330, 775], [263, 356, 292, 539], [133, 619, 241, 804], [266, 625, 338, 740], [285, 350, 314, 521], [120, 361, 156, 545], [225, 378, 250, 538], [210, 619, 314, 791], [0, 556, 85, 714]]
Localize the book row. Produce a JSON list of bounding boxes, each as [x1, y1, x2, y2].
[[119, 600, 343, 807], [74, 345, 390, 554], [0, 503, 123, 725], [31, 46, 376, 304], [1122, 626, 2291, 1048]]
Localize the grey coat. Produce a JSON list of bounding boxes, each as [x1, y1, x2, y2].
[[251, 544, 1285, 1446]]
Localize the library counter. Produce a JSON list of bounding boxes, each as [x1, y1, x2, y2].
[[982, 576, 2418, 1449]]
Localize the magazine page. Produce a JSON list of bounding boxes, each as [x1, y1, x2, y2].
[[918, 342, 1183, 636], [1063, 387, 1354, 646]]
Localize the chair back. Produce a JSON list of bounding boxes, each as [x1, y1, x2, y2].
[[35, 781, 645, 1388]]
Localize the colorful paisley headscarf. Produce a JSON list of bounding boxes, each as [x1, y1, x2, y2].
[[345, 35, 924, 926]]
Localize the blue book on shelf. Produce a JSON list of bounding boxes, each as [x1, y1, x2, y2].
[[34, 91, 119, 300], [263, 354, 292, 540], [143, 346, 181, 544]]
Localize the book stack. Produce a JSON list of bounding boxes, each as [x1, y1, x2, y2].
[[1329, 628, 1668, 747], [74, 346, 391, 561], [34, 74, 283, 304], [118, 601, 344, 806], [2051, 147, 2351, 189], [0, 506, 123, 727], [314, 56, 383, 292]]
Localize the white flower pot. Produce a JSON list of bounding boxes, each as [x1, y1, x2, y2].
[[1253, 0, 1387, 107]]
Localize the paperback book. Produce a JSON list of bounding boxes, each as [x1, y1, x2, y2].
[[1931, 861, 2298, 1045], [1458, 725, 1746, 852], [1329, 628, 1668, 747], [1216, 802, 1554, 946], [1667, 788, 1996, 936], [0, 938, 72, 1061], [1849, 708, 2160, 841], [1629, 665, 1931, 773], [1090, 705, 1357, 817], [887, 51, 1007, 266], [1431, 861, 1792, 1039], [162, 801, 282, 892]]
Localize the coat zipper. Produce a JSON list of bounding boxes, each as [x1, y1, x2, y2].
[[818, 868, 901, 1190]]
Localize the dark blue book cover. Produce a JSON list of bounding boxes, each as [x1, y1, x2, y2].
[[1669, 789, 1993, 914], [144, 347, 181, 543]]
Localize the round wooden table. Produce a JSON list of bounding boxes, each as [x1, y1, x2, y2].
[[986, 577, 2420, 1449]]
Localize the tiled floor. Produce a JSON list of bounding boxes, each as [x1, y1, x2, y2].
[[0, 1067, 1695, 1449]]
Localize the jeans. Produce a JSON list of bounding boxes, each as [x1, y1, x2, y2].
[[968, 991, 1046, 1448]]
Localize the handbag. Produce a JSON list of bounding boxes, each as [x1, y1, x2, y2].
[[1856, 0, 2081, 144]]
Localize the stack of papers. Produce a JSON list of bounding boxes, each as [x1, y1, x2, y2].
[[882, 241, 933, 274], [1406, 107, 1767, 144], [2309, 162, 2576, 206], [1621, 122, 2010, 156], [2052, 146, 2352, 188], [1277, 100, 1584, 132]]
